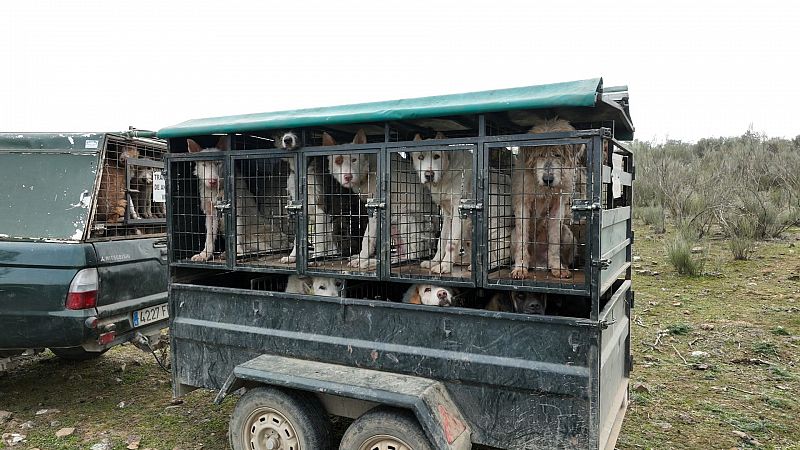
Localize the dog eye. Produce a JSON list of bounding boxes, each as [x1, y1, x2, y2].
[[318, 285, 326, 290], [351, 157, 357, 163], [433, 154, 441, 160], [335, 281, 342, 287], [417, 154, 425, 160], [424, 287, 431, 293]]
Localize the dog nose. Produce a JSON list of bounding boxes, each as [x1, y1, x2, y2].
[[283, 137, 293, 146], [344, 174, 352, 182], [542, 173, 554, 186], [424, 171, 435, 181], [208, 179, 218, 187]]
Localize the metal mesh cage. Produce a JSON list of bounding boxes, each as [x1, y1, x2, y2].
[[91, 136, 167, 238]]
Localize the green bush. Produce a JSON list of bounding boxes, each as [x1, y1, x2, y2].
[[665, 232, 705, 276], [636, 205, 666, 234]]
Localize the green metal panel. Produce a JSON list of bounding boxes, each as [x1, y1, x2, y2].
[[0, 135, 101, 241], [157, 78, 604, 138]]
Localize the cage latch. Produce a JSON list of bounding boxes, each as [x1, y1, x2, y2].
[[571, 199, 599, 220], [284, 201, 302, 216], [592, 258, 612, 269], [457, 199, 483, 218], [214, 201, 231, 212], [365, 198, 386, 217]]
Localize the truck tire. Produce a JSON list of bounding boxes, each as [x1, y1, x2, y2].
[[229, 386, 332, 450], [50, 347, 108, 361], [339, 407, 433, 450]]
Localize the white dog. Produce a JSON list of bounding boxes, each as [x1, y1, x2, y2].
[[285, 275, 345, 297], [325, 129, 433, 269], [402, 284, 456, 307], [410, 134, 513, 274], [187, 136, 282, 261], [276, 131, 338, 263]]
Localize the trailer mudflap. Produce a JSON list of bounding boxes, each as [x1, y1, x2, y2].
[[216, 353, 471, 450]]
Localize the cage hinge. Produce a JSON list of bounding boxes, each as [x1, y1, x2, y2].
[[284, 201, 302, 216], [214, 201, 231, 211], [457, 199, 483, 218], [571, 199, 600, 220], [592, 258, 612, 269], [365, 198, 386, 217]]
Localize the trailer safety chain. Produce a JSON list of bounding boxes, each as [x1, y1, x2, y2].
[[134, 332, 171, 374]]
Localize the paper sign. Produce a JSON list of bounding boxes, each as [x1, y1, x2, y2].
[[153, 171, 166, 203]]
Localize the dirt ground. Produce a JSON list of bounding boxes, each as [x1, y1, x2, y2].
[[2, 225, 799, 449]]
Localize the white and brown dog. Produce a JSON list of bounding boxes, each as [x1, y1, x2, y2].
[[326, 129, 433, 270], [187, 136, 282, 261], [402, 284, 456, 307], [511, 118, 582, 279], [276, 131, 338, 263]]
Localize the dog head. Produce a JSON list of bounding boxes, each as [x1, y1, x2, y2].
[[523, 119, 582, 189], [404, 284, 455, 307], [305, 277, 345, 297], [410, 133, 448, 185], [276, 131, 300, 150], [510, 291, 547, 315], [326, 129, 371, 189], [188, 136, 228, 190]]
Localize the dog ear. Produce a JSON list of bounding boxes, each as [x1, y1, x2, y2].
[[353, 129, 367, 145], [216, 135, 230, 151], [187, 139, 203, 153], [434, 132, 446, 140], [322, 132, 336, 146], [402, 285, 422, 304], [413, 134, 423, 142]]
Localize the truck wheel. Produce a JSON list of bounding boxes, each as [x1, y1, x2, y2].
[[339, 407, 433, 450], [50, 347, 108, 361], [229, 386, 332, 450]]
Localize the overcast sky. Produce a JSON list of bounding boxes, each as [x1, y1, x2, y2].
[[1, 1, 798, 143]]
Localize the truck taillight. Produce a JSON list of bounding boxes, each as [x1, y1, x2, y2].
[[66, 268, 98, 310]]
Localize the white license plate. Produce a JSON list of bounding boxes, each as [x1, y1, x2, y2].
[[132, 303, 168, 327]]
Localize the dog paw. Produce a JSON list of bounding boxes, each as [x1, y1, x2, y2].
[[429, 262, 453, 275], [191, 252, 211, 262], [550, 267, 572, 279], [280, 256, 297, 264], [510, 266, 528, 279], [420, 260, 433, 269]]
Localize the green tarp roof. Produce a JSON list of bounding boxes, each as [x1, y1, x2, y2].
[[158, 77, 632, 139]]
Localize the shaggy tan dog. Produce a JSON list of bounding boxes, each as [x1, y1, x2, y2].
[[511, 118, 583, 279]]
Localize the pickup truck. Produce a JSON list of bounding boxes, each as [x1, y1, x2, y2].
[[0, 132, 169, 369]]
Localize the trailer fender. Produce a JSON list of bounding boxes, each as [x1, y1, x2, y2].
[[215, 354, 471, 450]]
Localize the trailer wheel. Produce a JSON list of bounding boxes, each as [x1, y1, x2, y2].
[[339, 407, 433, 450], [229, 386, 332, 450]]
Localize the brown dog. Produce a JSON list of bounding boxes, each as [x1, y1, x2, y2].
[[510, 118, 583, 279], [486, 291, 547, 315]]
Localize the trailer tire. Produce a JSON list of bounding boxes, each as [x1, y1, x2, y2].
[[229, 386, 332, 450], [50, 347, 108, 361], [339, 407, 433, 450]]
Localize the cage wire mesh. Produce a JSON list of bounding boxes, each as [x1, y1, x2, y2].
[[311, 150, 379, 275], [231, 156, 292, 267], [487, 142, 588, 288], [392, 146, 471, 280], [169, 154, 227, 264], [92, 137, 167, 238]]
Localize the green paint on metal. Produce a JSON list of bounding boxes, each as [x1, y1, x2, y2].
[[158, 78, 603, 138], [0, 134, 104, 241]]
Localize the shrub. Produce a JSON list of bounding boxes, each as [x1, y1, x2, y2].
[[637, 205, 666, 234], [665, 232, 705, 276]]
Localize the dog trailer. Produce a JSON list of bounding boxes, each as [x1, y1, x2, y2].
[[159, 77, 635, 449]]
